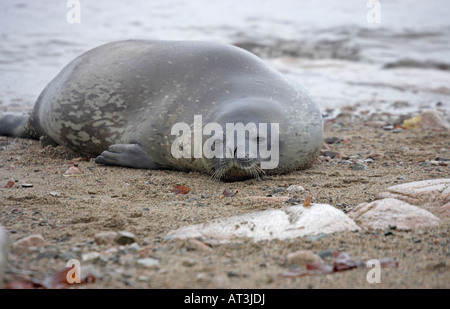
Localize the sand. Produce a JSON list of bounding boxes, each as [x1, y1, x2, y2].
[[0, 115, 449, 289]]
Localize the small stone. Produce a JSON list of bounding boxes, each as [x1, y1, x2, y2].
[[383, 125, 394, 130], [82, 252, 100, 263], [286, 185, 305, 193], [136, 258, 160, 269], [417, 110, 450, 130], [50, 191, 62, 197], [182, 258, 197, 267], [325, 137, 342, 144], [13, 234, 47, 249], [392, 128, 403, 133], [94, 232, 117, 245], [351, 162, 368, 170], [285, 250, 323, 267], [273, 187, 286, 193], [137, 276, 150, 282], [187, 239, 212, 252], [115, 231, 136, 245], [127, 243, 140, 253], [195, 272, 209, 282], [21, 184, 33, 188], [323, 151, 341, 159], [64, 166, 83, 175], [349, 198, 440, 230], [376, 179, 450, 207]]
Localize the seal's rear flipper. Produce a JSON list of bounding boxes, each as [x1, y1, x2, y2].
[[0, 113, 37, 139]]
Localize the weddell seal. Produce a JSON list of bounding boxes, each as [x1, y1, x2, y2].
[[0, 40, 323, 181]]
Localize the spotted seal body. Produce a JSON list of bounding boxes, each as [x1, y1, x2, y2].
[[0, 40, 323, 181]]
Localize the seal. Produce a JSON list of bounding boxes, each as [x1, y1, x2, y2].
[[0, 40, 323, 181]]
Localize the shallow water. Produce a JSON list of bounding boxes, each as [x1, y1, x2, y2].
[[1, 0, 449, 115]]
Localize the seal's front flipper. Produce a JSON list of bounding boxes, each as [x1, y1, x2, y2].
[[95, 144, 159, 169]]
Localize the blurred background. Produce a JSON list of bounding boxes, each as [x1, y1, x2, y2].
[[1, 0, 449, 117]]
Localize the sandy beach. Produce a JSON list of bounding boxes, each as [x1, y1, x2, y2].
[[1, 112, 448, 288]]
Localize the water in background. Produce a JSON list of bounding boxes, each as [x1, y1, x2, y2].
[[1, 0, 449, 116]]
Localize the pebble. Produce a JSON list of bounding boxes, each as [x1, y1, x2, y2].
[[115, 231, 136, 245], [82, 252, 100, 263], [21, 183, 33, 188], [413, 110, 449, 130], [349, 198, 440, 230], [376, 179, 450, 208], [323, 151, 341, 159], [94, 232, 117, 245], [126, 242, 139, 251], [137, 275, 150, 282], [351, 162, 368, 170], [325, 137, 342, 144], [286, 185, 305, 193], [136, 258, 160, 269], [13, 234, 47, 249], [182, 258, 197, 267], [285, 250, 323, 267], [383, 125, 394, 130], [273, 187, 286, 193], [392, 128, 403, 133], [64, 166, 83, 175], [50, 191, 62, 197]]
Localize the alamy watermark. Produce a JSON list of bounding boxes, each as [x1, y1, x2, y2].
[[366, 259, 382, 284], [366, 0, 381, 24], [171, 115, 280, 169], [66, 259, 81, 284], [66, 0, 81, 24]]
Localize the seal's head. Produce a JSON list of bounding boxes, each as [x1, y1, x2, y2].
[[202, 94, 323, 181], [204, 99, 286, 181]]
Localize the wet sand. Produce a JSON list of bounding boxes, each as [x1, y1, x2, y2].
[[1, 114, 448, 288]]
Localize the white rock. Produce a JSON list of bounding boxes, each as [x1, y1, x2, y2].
[[418, 110, 450, 130], [286, 185, 305, 192], [82, 252, 100, 263], [166, 204, 360, 242], [0, 225, 9, 288], [349, 198, 440, 230], [136, 258, 160, 269]]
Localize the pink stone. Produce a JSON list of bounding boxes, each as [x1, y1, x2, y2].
[[349, 198, 440, 230], [13, 234, 47, 248], [94, 231, 117, 245], [376, 179, 450, 207]]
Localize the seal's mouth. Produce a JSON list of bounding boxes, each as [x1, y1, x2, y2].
[[211, 158, 265, 181]]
